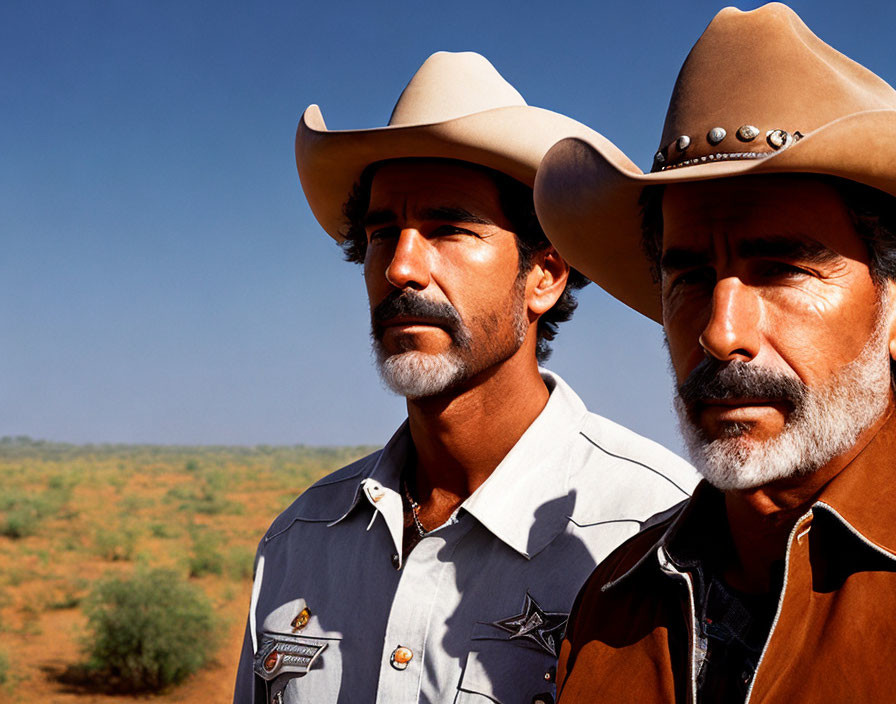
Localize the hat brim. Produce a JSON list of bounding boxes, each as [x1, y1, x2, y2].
[[534, 108, 896, 323], [296, 104, 639, 241]]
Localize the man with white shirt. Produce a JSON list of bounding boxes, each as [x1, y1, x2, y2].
[[233, 51, 696, 704]]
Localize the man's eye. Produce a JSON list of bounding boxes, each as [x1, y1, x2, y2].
[[431, 225, 479, 238], [367, 227, 399, 242], [669, 269, 715, 289], [762, 262, 809, 279]]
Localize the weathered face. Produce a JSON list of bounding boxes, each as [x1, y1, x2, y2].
[[661, 175, 894, 489], [363, 160, 529, 399]]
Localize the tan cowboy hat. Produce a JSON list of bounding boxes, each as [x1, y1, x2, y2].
[[296, 51, 638, 241], [534, 2, 896, 323]]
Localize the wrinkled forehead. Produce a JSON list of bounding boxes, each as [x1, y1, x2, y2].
[[660, 174, 869, 263]]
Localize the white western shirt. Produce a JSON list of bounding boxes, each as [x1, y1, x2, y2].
[[234, 371, 697, 703]]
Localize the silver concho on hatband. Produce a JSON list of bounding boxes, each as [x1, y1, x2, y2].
[[736, 124, 760, 141], [652, 126, 804, 171], [707, 127, 727, 145]]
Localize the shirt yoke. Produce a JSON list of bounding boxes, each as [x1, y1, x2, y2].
[[567, 412, 697, 528], [264, 449, 382, 540]]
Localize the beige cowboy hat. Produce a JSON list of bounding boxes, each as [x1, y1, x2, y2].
[[295, 51, 638, 241], [534, 2, 896, 323]]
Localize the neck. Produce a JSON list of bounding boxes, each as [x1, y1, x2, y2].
[[405, 346, 549, 506], [723, 404, 893, 592]]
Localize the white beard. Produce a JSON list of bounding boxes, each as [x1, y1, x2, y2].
[[675, 314, 893, 491], [373, 345, 471, 400]]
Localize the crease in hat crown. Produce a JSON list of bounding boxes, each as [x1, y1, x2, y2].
[[387, 51, 527, 125], [297, 50, 625, 243], [533, 2, 896, 324]]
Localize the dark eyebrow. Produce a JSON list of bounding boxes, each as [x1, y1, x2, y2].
[[419, 206, 493, 225], [736, 236, 839, 264], [660, 247, 710, 274], [363, 209, 397, 228], [660, 236, 840, 274]]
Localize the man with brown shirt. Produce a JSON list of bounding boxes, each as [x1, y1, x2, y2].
[[534, 3, 896, 702]]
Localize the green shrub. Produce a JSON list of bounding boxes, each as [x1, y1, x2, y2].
[[226, 546, 255, 581], [93, 525, 136, 562], [119, 494, 153, 514], [149, 522, 177, 539], [0, 484, 73, 538], [165, 483, 243, 516], [0, 493, 52, 538], [82, 568, 218, 691], [187, 532, 223, 578], [49, 592, 82, 610], [0, 649, 8, 685], [1, 506, 40, 538], [47, 473, 78, 493]]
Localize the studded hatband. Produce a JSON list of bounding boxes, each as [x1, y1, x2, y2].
[[652, 125, 804, 172]]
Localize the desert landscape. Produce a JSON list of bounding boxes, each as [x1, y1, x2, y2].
[[0, 437, 373, 703]]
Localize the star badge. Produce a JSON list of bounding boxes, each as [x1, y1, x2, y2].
[[489, 592, 568, 658]]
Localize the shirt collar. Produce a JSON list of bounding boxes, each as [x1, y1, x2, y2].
[[324, 421, 411, 528], [812, 406, 896, 557], [604, 405, 896, 590], [460, 369, 589, 559], [331, 369, 589, 559], [368, 419, 413, 490]]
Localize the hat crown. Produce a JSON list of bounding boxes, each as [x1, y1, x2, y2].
[[388, 51, 527, 126], [656, 2, 896, 168]]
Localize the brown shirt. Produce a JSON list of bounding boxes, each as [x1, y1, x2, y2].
[[557, 413, 896, 704]]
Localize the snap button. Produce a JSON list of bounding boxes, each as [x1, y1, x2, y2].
[[391, 553, 400, 569], [390, 645, 413, 670], [290, 606, 310, 631], [366, 482, 385, 502], [532, 694, 554, 704]]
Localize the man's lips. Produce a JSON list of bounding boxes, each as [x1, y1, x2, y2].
[[699, 398, 782, 407], [697, 398, 793, 421], [379, 317, 450, 330]]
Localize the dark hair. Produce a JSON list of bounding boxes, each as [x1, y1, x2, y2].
[[638, 175, 896, 285], [341, 158, 588, 363], [837, 179, 896, 284]]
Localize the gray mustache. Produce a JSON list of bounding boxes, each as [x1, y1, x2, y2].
[[371, 291, 463, 339], [678, 358, 807, 407]]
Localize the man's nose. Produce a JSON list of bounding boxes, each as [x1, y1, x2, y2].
[[384, 229, 431, 290], [698, 277, 761, 362]]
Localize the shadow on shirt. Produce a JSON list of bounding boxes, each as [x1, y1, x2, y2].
[[435, 490, 603, 702]]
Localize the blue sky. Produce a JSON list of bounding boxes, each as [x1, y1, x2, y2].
[[1, 0, 894, 448]]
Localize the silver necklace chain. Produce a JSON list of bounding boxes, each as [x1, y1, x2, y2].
[[402, 478, 428, 538]]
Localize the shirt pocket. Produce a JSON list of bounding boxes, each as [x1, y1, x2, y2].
[[257, 599, 345, 703], [454, 626, 557, 704], [278, 631, 344, 704]]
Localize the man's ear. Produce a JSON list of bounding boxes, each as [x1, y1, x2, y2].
[[886, 279, 896, 362], [527, 247, 570, 317]]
